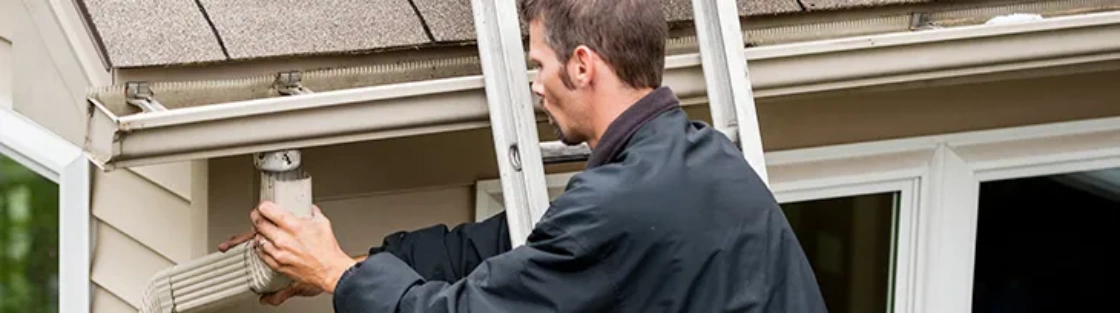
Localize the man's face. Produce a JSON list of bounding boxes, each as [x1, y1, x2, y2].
[[528, 20, 589, 146]]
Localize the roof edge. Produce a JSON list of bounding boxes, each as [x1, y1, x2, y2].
[[84, 10, 1120, 169]]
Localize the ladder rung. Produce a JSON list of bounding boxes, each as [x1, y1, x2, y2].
[[540, 141, 591, 164]]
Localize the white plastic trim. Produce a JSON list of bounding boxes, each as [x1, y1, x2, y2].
[[0, 108, 91, 313], [912, 145, 980, 313]]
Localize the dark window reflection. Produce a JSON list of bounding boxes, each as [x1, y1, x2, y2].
[[781, 193, 897, 313], [973, 169, 1119, 313]]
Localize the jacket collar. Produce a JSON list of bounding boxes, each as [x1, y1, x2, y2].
[[586, 87, 680, 168]]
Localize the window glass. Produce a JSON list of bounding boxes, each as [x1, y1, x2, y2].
[[972, 168, 1119, 313], [781, 192, 898, 313], [0, 154, 59, 313]]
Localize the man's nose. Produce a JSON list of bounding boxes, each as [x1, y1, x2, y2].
[[528, 82, 542, 107]]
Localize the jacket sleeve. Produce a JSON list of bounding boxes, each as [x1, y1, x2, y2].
[[333, 188, 617, 313], [368, 212, 511, 282]]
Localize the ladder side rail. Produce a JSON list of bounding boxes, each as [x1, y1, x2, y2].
[[470, 0, 552, 247], [690, 0, 769, 184]]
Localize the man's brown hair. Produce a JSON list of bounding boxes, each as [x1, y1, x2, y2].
[[519, 0, 667, 90]]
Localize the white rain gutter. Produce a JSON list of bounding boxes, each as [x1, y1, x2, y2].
[[84, 10, 1120, 169]]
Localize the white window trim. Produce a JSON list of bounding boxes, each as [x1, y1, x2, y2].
[[475, 114, 1120, 313], [0, 108, 91, 313]]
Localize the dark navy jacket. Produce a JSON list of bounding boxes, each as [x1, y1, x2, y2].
[[334, 87, 827, 312]]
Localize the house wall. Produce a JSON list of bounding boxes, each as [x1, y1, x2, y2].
[[205, 68, 1120, 312], [1, 0, 12, 110], [7, 1, 208, 312]]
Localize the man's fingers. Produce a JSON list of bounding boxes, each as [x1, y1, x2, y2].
[[217, 230, 255, 252], [258, 201, 296, 230], [258, 237, 283, 261], [252, 212, 284, 243], [311, 205, 330, 224], [256, 241, 284, 269], [259, 288, 296, 306], [311, 205, 323, 218]]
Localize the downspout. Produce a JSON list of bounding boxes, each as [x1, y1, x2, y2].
[[141, 152, 311, 313], [139, 73, 316, 313]]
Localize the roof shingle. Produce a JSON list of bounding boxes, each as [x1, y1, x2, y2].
[[801, 0, 933, 11], [412, 0, 476, 42], [83, 0, 226, 67], [663, 0, 803, 21], [413, 0, 805, 43], [79, 0, 944, 68], [197, 0, 431, 60]]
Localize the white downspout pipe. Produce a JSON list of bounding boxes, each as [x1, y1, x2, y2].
[[141, 150, 311, 313]]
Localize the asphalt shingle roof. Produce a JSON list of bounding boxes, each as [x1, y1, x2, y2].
[[663, 0, 804, 21], [802, 0, 930, 11], [78, 0, 933, 68], [83, 0, 226, 67], [411, 0, 476, 42], [197, 0, 431, 60]]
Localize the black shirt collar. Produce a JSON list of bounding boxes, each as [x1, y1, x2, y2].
[[585, 87, 680, 168]]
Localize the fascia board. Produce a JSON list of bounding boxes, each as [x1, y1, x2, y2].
[[85, 11, 1120, 169], [744, 10, 1120, 96]]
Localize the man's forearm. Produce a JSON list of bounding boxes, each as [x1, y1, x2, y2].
[[368, 212, 511, 282]]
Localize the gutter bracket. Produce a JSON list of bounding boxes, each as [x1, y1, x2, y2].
[[276, 71, 312, 96], [124, 82, 168, 113]]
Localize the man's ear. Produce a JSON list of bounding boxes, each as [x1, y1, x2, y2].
[[569, 46, 596, 87]]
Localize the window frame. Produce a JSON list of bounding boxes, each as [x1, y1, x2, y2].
[[0, 108, 91, 313]]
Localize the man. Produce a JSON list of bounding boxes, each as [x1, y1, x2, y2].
[[219, 0, 827, 311]]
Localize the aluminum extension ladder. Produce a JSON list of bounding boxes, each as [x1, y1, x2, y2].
[[470, 0, 769, 247]]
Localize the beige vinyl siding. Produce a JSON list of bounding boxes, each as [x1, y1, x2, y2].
[[11, 0, 96, 145], [93, 286, 136, 313], [1, 39, 11, 110], [88, 162, 202, 312], [91, 222, 176, 308], [132, 162, 195, 201], [92, 167, 195, 263], [9, 1, 205, 312], [1, 0, 13, 110], [1, 23, 10, 110]]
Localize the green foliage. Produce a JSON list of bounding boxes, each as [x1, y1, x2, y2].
[[0, 155, 59, 313]]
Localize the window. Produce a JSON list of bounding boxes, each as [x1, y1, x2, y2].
[[972, 168, 1119, 313], [0, 109, 89, 313], [0, 155, 59, 313], [476, 114, 1120, 313], [781, 192, 898, 313]]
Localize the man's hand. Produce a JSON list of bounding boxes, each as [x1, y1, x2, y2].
[[217, 229, 255, 252], [251, 202, 357, 294], [259, 281, 324, 306]]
